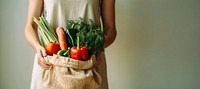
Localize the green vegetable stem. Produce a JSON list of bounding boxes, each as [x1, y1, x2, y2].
[[57, 47, 70, 57], [33, 16, 58, 47]]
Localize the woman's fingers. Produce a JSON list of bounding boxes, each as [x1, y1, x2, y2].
[[40, 47, 47, 57], [38, 56, 51, 69], [37, 46, 52, 70]]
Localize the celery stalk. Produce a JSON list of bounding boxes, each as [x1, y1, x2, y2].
[[33, 17, 58, 46]]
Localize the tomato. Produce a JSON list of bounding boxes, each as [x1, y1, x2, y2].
[[46, 42, 61, 55]]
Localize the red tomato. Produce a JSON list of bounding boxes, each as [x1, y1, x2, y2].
[[46, 42, 61, 55]]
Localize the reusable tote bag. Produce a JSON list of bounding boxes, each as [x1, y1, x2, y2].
[[42, 55, 102, 89]]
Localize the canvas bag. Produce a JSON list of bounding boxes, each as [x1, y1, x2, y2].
[[42, 55, 102, 89]]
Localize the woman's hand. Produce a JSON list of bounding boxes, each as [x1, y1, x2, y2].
[[35, 43, 52, 70]]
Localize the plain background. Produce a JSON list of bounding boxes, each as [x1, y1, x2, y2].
[[0, 0, 200, 89]]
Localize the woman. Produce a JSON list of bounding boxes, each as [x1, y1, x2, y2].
[[24, 0, 117, 89]]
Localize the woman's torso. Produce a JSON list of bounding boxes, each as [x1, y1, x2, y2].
[[39, 1, 108, 89], [43, 0, 101, 30]]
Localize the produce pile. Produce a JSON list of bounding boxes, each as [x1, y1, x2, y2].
[[34, 16, 105, 61]]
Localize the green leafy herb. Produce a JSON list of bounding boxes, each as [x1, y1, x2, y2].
[[66, 18, 105, 57]]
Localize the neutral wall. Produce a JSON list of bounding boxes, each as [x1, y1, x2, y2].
[[0, 0, 200, 89], [107, 0, 200, 89]]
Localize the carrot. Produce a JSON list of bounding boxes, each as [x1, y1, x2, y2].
[[56, 26, 67, 49]]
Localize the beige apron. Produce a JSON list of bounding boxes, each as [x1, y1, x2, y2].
[[30, 0, 108, 89]]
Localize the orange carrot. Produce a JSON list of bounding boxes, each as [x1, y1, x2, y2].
[[56, 26, 67, 49]]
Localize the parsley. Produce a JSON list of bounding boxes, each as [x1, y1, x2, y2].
[[66, 18, 105, 57]]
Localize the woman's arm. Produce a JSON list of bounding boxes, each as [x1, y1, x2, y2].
[[101, 0, 117, 48], [24, 0, 51, 69]]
